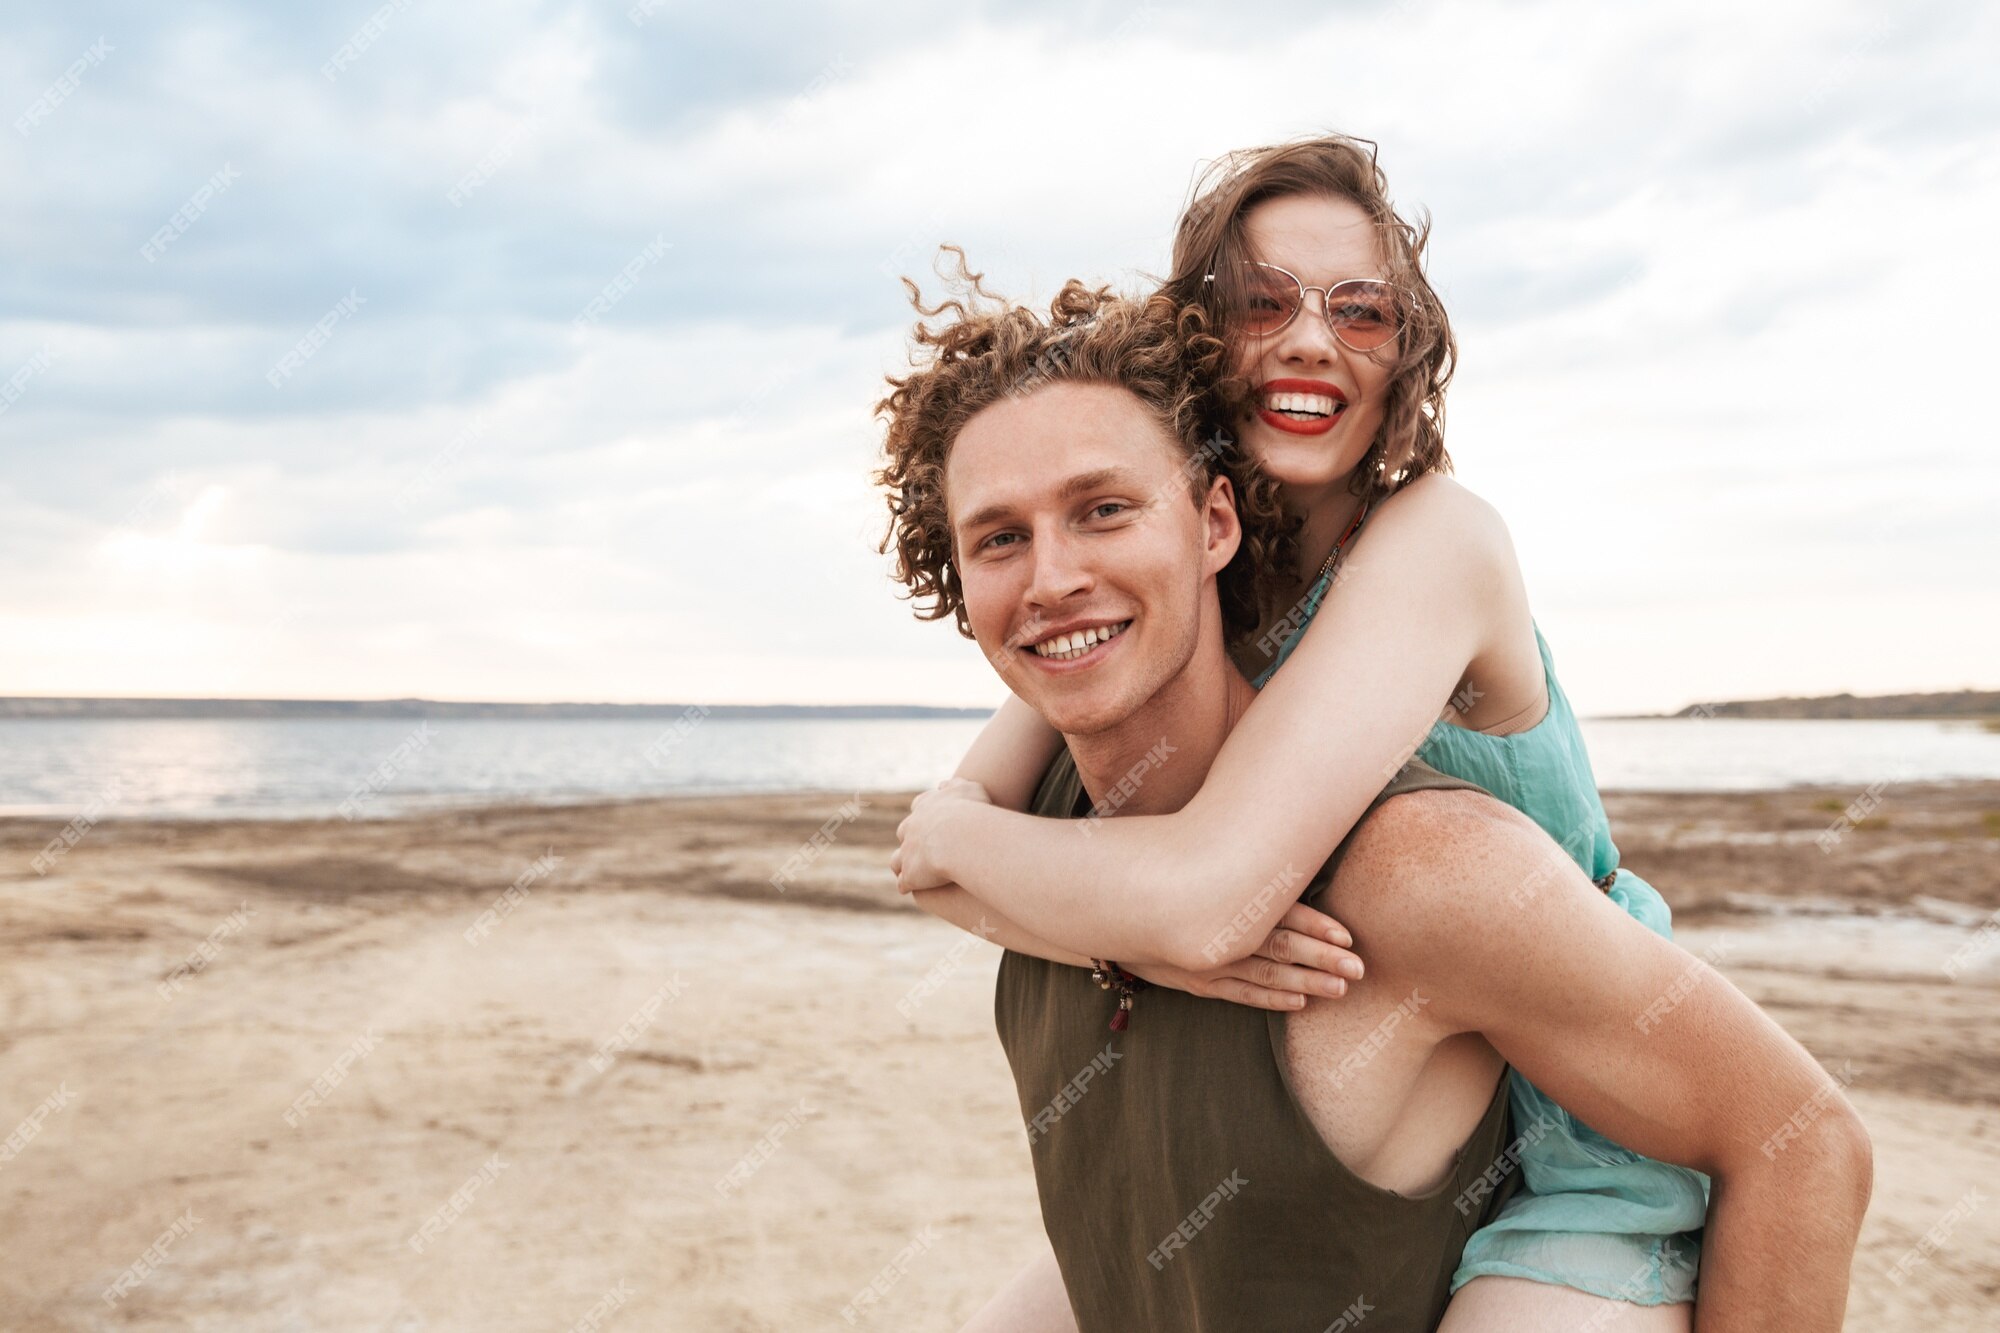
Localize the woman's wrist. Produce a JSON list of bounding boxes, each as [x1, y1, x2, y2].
[[930, 795, 988, 891]]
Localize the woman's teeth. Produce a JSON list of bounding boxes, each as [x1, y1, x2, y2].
[[1031, 620, 1132, 661], [1265, 391, 1341, 420]]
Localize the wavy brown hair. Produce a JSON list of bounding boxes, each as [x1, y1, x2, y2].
[[1161, 133, 1456, 507], [874, 248, 1300, 644]]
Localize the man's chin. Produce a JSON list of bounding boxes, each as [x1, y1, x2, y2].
[[1025, 688, 1136, 740]]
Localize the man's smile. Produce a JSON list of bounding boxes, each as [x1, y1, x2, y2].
[[1023, 618, 1134, 668]]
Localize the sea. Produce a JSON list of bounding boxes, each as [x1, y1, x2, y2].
[[1, 715, 1997, 821]]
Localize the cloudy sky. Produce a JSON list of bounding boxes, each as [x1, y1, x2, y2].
[[3, 0, 1994, 713]]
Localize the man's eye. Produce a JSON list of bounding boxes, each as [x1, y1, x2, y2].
[[980, 532, 1020, 551], [1090, 502, 1128, 519]]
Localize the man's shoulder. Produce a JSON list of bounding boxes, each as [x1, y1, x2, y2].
[[1328, 782, 1547, 938]]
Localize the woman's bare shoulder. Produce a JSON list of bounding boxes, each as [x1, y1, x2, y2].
[[1362, 474, 1517, 579]]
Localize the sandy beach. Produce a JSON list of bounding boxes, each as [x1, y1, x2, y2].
[[2, 781, 1996, 1330]]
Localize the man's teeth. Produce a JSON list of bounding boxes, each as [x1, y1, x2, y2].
[[1031, 620, 1132, 661], [1266, 391, 1341, 419]]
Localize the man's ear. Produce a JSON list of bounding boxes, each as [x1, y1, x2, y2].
[[1201, 473, 1242, 577]]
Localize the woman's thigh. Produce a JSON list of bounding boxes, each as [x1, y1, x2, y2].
[[1437, 1275, 1692, 1333]]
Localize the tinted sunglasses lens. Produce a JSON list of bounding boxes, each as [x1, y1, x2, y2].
[[1229, 264, 1299, 334], [1328, 281, 1400, 350]]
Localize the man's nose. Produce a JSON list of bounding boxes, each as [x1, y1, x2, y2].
[[1024, 528, 1092, 607]]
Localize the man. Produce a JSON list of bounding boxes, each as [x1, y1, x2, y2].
[[875, 283, 1871, 1331]]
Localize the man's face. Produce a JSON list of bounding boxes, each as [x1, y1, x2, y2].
[[946, 381, 1240, 737]]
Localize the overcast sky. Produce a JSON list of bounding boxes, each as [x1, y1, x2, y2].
[[3, 0, 1994, 714]]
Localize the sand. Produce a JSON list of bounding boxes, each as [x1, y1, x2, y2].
[[0, 781, 1996, 1330]]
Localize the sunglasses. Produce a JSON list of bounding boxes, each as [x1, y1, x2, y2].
[[1203, 261, 1407, 352]]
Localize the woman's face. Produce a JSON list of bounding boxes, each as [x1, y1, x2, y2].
[[1228, 193, 1398, 497]]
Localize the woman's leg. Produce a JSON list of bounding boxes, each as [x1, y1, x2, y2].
[[956, 1238, 1077, 1333], [1438, 1276, 1691, 1332]]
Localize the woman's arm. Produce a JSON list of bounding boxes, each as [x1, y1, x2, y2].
[[908, 707, 1364, 1009], [912, 885, 1093, 967], [951, 692, 1066, 813], [897, 476, 1531, 970]]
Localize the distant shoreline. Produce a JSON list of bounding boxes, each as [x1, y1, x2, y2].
[[0, 697, 995, 721], [1607, 689, 2000, 722], [5, 691, 1994, 724]]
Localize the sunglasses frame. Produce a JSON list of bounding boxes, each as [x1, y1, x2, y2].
[[1203, 261, 1411, 353]]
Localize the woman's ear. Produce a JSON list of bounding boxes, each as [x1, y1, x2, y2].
[[1202, 473, 1241, 576]]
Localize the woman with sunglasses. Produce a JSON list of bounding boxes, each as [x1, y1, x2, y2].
[[891, 135, 1708, 1330]]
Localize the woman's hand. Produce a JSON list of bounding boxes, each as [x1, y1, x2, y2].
[[1127, 902, 1364, 1009], [890, 778, 992, 893]]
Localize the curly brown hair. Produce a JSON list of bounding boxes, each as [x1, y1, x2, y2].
[[1161, 133, 1456, 507], [873, 248, 1300, 645]]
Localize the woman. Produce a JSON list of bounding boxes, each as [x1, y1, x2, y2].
[[887, 136, 1707, 1329]]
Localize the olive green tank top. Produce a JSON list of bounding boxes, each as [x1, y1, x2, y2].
[[995, 749, 1521, 1333]]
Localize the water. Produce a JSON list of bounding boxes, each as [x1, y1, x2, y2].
[[0, 715, 1996, 821]]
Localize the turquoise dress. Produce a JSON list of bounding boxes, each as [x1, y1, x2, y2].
[[1254, 602, 1709, 1306]]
